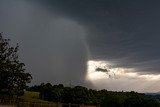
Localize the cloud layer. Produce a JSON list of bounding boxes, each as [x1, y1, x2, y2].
[[34, 0, 160, 74], [0, 0, 91, 87]]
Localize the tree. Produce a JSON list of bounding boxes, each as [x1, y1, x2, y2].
[[0, 33, 32, 98]]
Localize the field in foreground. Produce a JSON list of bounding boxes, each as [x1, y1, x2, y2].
[[18, 91, 57, 107], [19, 91, 48, 103]]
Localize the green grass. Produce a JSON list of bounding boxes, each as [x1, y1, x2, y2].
[[18, 91, 57, 107], [19, 91, 48, 103]]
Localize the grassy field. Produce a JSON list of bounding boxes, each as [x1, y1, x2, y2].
[[19, 91, 48, 103], [18, 91, 57, 107]]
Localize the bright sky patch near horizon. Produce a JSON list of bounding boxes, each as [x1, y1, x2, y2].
[[87, 60, 160, 92]]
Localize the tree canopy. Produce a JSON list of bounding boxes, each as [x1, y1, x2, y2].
[[0, 33, 32, 98], [29, 83, 160, 107]]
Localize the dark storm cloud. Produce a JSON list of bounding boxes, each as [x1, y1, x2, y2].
[[0, 0, 91, 87], [34, 0, 160, 74]]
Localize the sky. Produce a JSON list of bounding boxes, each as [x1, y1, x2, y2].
[[1, 0, 160, 92]]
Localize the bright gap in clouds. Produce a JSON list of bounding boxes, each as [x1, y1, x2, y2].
[[86, 60, 160, 92]]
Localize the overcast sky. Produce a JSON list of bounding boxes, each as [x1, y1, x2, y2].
[[1, 0, 160, 92]]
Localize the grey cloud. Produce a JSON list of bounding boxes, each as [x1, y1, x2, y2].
[[36, 0, 160, 74], [0, 0, 92, 87], [96, 67, 108, 73]]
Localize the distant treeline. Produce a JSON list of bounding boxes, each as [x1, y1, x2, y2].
[[28, 83, 160, 107]]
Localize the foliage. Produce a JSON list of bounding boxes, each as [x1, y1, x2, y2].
[[0, 33, 32, 99], [29, 83, 160, 107]]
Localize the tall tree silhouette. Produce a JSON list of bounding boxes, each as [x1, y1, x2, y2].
[[0, 33, 32, 98]]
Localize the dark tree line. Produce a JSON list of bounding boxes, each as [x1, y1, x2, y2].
[[29, 83, 160, 107], [0, 33, 32, 99]]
